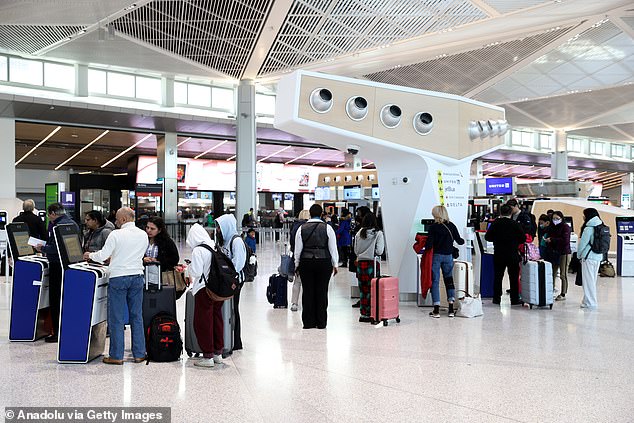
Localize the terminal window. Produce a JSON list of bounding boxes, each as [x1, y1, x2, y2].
[[567, 138, 582, 153]]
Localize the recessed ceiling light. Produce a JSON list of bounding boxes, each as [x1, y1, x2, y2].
[[71, 134, 78, 138]]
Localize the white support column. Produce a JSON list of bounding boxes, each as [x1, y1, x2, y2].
[[551, 130, 568, 181], [622, 173, 633, 209], [344, 152, 362, 170], [75, 64, 88, 97], [157, 133, 178, 223], [236, 80, 257, 225], [0, 118, 16, 199], [162, 77, 175, 108]]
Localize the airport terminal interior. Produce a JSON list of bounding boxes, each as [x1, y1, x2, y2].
[[1, 0, 634, 422]]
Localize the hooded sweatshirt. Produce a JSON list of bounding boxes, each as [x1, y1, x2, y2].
[[578, 216, 604, 262], [186, 223, 215, 296], [216, 214, 246, 281], [354, 228, 385, 261]]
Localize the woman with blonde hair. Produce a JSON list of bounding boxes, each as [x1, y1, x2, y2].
[[425, 205, 464, 318]]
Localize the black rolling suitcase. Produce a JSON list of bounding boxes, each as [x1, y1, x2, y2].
[[142, 263, 177, 331], [266, 274, 288, 309]]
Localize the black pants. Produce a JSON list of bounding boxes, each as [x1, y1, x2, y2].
[[48, 261, 63, 335], [233, 285, 242, 349], [338, 245, 350, 266], [493, 253, 520, 303], [299, 259, 332, 329]]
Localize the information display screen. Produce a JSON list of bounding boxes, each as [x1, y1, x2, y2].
[[62, 234, 84, 264], [343, 185, 362, 200], [616, 217, 634, 234], [485, 177, 513, 195], [13, 231, 34, 257], [314, 186, 330, 201], [371, 184, 380, 199]]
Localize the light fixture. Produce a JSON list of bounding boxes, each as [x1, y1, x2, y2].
[[478, 121, 490, 138], [344, 175, 352, 182], [309, 88, 333, 113], [177, 137, 192, 147], [345, 96, 368, 121], [55, 130, 109, 170], [413, 112, 433, 135], [356, 175, 364, 182], [380, 105, 401, 128], [226, 155, 236, 161], [113, 172, 127, 176], [323, 176, 331, 183], [257, 145, 291, 163], [285, 148, 319, 165], [468, 121, 480, 140], [487, 120, 500, 137], [195, 140, 229, 160], [498, 120, 510, 136], [101, 133, 153, 168], [15, 126, 62, 166], [367, 174, 375, 181], [78, 171, 92, 175]]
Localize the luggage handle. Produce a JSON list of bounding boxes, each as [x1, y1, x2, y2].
[[145, 262, 162, 291], [456, 289, 474, 299]]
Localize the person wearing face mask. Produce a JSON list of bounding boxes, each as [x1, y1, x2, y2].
[[537, 214, 551, 259], [545, 211, 571, 300]]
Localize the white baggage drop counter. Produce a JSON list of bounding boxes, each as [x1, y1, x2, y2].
[[54, 224, 109, 363]]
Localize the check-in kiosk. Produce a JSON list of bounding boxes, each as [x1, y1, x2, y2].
[[54, 224, 109, 363], [616, 217, 634, 277], [7, 223, 51, 341], [474, 231, 495, 298]]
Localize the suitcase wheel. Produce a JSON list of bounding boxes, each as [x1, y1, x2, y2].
[[383, 320, 388, 327], [549, 304, 553, 310], [396, 317, 401, 323], [529, 304, 533, 309]]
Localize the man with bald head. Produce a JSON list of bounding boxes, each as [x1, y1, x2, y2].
[[84, 208, 148, 365]]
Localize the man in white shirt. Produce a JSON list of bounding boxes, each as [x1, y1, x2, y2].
[[83, 207, 148, 365], [293, 204, 339, 329]]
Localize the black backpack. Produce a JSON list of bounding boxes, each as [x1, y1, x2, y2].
[[230, 235, 257, 282], [590, 224, 611, 255], [198, 243, 240, 301], [146, 312, 182, 363]]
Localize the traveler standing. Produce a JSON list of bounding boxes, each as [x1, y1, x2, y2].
[[83, 207, 149, 364], [143, 216, 179, 270], [83, 210, 115, 252], [353, 212, 385, 322], [13, 199, 47, 241], [507, 199, 536, 238], [216, 213, 246, 350], [537, 214, 551, 258], [186, 224, 224, 368], [35, 203, 78, 343], [293, 204, 339, 329], [546, 211, 571, 301], [578, 208, 604, 309], [289, 209, 310, 312], [274, 208, 284, 241], [350, 206, 371, 308], [425, 205, 464, 318], [485, 204, 526, 306], [336, 211, 352, 268]]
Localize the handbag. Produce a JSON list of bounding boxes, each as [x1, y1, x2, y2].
[[442, 223, 460, 259], [162, 269, 187, 300], [456, 291, 483, 318], [575, 268, 583, 286], [599, 260, 615, 277], [525, 243, 541, 261]]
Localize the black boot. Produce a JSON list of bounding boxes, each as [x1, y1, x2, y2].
[[448, 303, 455, 318], [429, 305, 440, 318]]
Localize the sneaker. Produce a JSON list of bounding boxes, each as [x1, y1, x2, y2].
[[429, 311, 440, 318], [555, 295, 566, 301], [359, 316, 372, 323], [44, 335, 58, 343], [352, 300, 360, 308], [291, 303, 298, 312], [213, 355, 223, 364], [194, 358, 215, 368], [448, 304, 455, 318]]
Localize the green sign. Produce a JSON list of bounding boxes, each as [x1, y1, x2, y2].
[[45, 183, 59, 226]]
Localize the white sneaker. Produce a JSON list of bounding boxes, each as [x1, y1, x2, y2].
[[194, 358, 215, 368], [291, 303, 298, 312], [213, 355, 223, 364]]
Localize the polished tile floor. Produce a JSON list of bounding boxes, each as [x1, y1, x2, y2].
[[1, 240, 633, 422]]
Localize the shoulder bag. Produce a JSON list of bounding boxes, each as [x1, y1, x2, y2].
[[442, 223, 460, 259]]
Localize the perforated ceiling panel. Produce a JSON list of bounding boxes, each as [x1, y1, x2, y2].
[[477, 21, 634, 105], [259, 0, 488, 76], [364, 26, 572, 95], [480, 0, 551, 14], [113, 0, 273, 79], [0, 25, 86, 54]]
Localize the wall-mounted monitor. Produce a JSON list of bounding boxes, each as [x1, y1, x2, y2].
[[184, 191, 198, 199], [371, 184, 380, 199], [284, 193, 294, 201], [271, 193, 283, 201], [485, 177, 514, 196], [343, 185, 362, 200], [314, 187, 330, 201], [176, 164, 187, 183]]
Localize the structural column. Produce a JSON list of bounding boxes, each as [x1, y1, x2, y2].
[[236, 80, 257, 224], [551, 130, 568, 181], [75, 64, 88, 97], [0, 118, 16, 200], [157, 133, 178, 223]]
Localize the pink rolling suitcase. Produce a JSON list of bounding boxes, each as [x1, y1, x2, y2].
[[370, 257, 400, 326]]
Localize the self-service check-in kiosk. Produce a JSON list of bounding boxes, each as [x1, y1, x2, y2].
[[474, 231, 495, 298], [616, 217, 634, 277], [54, 224, 109, 363], [7, 223, 51, 341]]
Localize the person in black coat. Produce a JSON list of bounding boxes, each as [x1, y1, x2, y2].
[[485, 204, 526, 306], [12, 199, 47, 241], [143, 216, 179, 271]]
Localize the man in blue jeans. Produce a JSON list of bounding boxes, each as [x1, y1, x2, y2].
[[84, 207, 148, 365]]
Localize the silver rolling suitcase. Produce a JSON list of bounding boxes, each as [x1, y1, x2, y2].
[[184, 290, 202, 357], [222, 299, 234, 358], [520, 260, 554, 309]]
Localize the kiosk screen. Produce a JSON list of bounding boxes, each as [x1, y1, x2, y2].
[[62, 234, 84, 264], [13, 231, 34, 257]]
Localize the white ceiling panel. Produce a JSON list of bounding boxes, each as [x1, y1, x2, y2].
[[364, 26, 572, 95], [480, 0, 552, 15], [0, 25, 86, 54], [0, 1, 137, 25], [259, 0, 488, 77]]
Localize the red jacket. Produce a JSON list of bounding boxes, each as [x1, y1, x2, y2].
[[413, 234, 434, 299]]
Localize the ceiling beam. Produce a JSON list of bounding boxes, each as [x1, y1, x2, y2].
[[570, 100, 634, 129], [505, 104, 554, 130], [242, 0, 294, 80], [469, 0, 502, 18], [610, 125, 634, 142]]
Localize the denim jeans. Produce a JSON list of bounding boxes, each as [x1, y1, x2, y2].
[[108, 274, 145, 360], [431, 253, 455, 306]]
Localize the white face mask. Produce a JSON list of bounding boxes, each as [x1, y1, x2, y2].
[[552, 218, 562, 225]]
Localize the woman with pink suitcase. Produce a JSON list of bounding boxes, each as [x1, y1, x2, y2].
[[425, 205, 465, 318], [353, 213, 385, 323]]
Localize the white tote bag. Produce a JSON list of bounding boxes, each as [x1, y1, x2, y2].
[[456, 292, 483, 318]]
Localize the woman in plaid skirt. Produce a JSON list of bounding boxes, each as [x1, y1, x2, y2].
[[354, 213, 385, 322]]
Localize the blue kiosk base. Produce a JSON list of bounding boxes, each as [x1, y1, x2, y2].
[[9, 259, 50, 342]]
